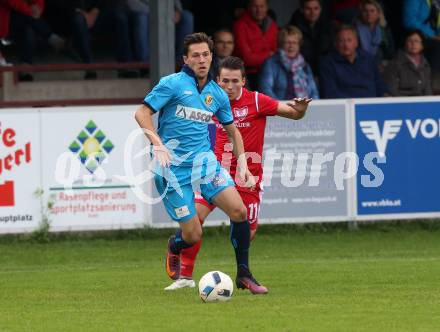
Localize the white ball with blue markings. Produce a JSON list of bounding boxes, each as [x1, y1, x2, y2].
[[198, 271, 234, 302]]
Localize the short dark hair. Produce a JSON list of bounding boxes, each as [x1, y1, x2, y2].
[[218, 56, 246, 77], [403, 29, 425, 48], [183, 32, 214, 56]]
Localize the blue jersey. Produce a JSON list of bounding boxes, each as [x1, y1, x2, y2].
[[144, 65, 233, 166]]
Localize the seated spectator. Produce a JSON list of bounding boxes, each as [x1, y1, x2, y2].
[[259, 26, 319, 100], [127, 0, 194, 64], [383, 29, 432, 96], [402, 0, 440, 78], [233, 0, 278, 90], [0, 0, 66, 80], [210, 28, 234, 78], [319, 24, 389, 98], [331, 0, 361, 24], [289, 0, 333, 76], [67, 0, 136, 79], [354, 0, 395, 66]]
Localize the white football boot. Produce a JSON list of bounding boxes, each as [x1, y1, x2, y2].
[[164, 278, 196, 290]]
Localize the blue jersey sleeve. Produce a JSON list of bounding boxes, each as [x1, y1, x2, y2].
[[215, 93, 233, 125], [143, 76, 174, 113]]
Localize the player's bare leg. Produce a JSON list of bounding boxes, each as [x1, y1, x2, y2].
[[212, 186, 247, 220], [213, 187, 268, 294]]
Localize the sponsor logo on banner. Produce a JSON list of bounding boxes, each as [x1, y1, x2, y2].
[[233, 106, 248, 122], [175, 105, 213, 123], [360, 120, 402, 157], [0, 122, 32, 207], [360, 118, 440, 156], [49, 112, 142, 224], [68, 120, 114, 174], [356, 103, 440, 215]]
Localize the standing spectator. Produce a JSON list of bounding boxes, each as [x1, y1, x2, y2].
[[402, 0, 440, 79], [67, 0, 136, 79], [210, 28, 234, 77], [319, 24, 389, 98], [383, 29, 432, 96], [0, 0, 65, 80], [259, 26, 319, 100], [354, 0, 395, 66], [233, 0, 278, 90], [127, 0, 194, 64], [289, 0, 333, 75]]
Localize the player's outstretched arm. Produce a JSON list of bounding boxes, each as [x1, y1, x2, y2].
[[134, 104, 171, 166], [277, 97, 312, 120], [223, 123, 255, 188]]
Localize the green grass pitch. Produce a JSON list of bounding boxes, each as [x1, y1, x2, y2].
[[1, 222, 440, 331]]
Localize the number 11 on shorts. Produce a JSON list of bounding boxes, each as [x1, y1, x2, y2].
[[248, 202, 259, 221]]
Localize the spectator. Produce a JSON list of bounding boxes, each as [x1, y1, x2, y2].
[[67, 0, 136, 79], [210, 28, 234, 77], [289, 0, 333, 75], [127, 0, 194, 64], [0, 0, 66, 80], [402, 0, 440, 78], [383, 29, 432, 96], [354, 0, 395, 65], [233, 0, 278, 90], [331, 0, 361, 24], [319, 24, 389, 98], [259, 26, 319, 100]]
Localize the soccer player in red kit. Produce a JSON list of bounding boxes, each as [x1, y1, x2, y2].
[[165, 56, 312, 293]]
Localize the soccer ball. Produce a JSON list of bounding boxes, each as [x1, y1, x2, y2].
[[198, 271, 234, 302]]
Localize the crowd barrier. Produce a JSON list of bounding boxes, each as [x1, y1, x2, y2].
[[1, 97, 439, 234]]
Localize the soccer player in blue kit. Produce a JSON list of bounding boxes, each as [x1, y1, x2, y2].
[[135, 32, 267, 293]]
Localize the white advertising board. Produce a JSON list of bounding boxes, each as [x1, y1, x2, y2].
[[41, 106, 149, 232], [0, 109, 41, 233]]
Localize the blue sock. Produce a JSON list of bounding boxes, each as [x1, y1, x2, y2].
[[230, 220, 250, 275], [169, 229, 193, 254]]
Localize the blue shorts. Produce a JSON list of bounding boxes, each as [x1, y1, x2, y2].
[[154, 154, 234, 222]]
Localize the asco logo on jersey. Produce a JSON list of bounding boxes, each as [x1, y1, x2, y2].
[[359, 117, 440, 156], [0, 122, 32, 207]]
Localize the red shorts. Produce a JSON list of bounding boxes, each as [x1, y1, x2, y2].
[[195, 190, 262, 231]]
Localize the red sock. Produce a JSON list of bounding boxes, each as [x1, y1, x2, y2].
[[180, 218, 204, 278]]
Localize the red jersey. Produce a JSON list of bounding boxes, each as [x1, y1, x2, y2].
[[214, 88, 278, 193]]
